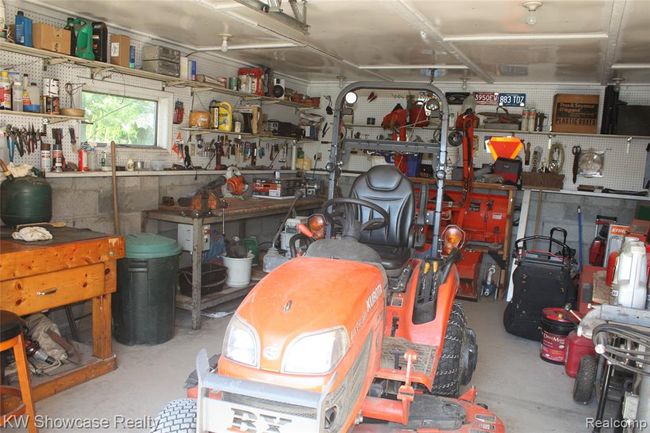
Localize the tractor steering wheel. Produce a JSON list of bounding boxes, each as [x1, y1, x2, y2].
[[321, 197, 389, 239]]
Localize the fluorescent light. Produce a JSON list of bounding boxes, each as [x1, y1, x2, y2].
[[444, 33, 608, 42], [611, 63, 650, 70], [358, 64, 469, 70]]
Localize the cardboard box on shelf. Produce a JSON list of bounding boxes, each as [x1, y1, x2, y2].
[[110, 34, 131, 67], [552, 94, 599, 134], [32, 23, 71, 54]]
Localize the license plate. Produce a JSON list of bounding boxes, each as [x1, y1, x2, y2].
[[203, 398, 319, 433], [498, 93, 526, 107], [474, 92, 499, 105]]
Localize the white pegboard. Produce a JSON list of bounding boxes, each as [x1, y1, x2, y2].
[[1, 1, 308, 171], [304, 82, 650, 191]]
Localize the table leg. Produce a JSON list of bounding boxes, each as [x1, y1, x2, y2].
[[92, 293, 112, 359], [141, 211, 148, 233], [191, 218, 203, 330], [507, 189, 531, 301]]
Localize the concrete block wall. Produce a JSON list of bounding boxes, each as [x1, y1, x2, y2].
[[521, 191, 640, 259], [48, 174, 287, 246]]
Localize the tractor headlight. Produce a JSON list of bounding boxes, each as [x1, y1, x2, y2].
[[282, 327, 349, 374], [223, 315, 259, 368]]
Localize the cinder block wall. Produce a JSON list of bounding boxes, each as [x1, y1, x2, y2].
[[522, 192, 639, 259], [47, 174, 285, 242]]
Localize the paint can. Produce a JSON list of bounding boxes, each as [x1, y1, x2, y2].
[[540, 307, 576, 364]]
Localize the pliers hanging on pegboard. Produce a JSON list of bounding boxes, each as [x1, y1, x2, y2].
[[6, 125, 17, 163]]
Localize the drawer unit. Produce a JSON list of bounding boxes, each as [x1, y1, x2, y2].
[[0, 263, 106, 316]]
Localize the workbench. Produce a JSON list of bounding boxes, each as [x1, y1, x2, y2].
[[142, 196, 324, 329], [0, 227, 124, 401]]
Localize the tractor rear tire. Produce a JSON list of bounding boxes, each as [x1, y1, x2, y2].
[[573, 356, 597, 404], [151, 398, 197, 433], [431, 303, 466, 397]]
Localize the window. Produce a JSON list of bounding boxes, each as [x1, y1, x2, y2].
[[82, 91, 158, 146]]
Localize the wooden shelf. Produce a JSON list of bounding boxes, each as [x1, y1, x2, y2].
[[475, 127, 650, 140], [0, 41, 317, 110], [0, 109, 84, 124], [179, 127, 303, 141]]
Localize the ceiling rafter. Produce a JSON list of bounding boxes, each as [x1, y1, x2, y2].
[[395, 0, 494, 84], [600, 0, 628, 85]]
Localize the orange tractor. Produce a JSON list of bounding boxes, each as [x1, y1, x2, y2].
[[153, 82, 504, 433]]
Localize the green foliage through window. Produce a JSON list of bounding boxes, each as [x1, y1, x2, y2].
[[82, 91, 158, 146]]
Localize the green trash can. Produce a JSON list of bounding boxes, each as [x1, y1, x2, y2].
[[113, 233, 181, 345]]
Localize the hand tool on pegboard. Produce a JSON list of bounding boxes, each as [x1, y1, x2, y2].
[[572, 145, 581, 183], [69, 127, 77, 153]]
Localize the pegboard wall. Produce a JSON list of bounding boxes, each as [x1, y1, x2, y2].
[[302, 81, 650, 191], [1, 0, 309, 171]]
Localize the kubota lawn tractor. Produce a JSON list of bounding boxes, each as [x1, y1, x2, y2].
[[152, 82, 504, 433]]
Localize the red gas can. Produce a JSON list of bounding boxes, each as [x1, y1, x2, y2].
[[564, 330, 596, 377]]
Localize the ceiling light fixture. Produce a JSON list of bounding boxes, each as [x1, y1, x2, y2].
[[220, 34, 231, 52], [358, 64, 469, 70], [522, 1, 543, 26]]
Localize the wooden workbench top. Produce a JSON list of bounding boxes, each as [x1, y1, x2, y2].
[[0, 227, 125, 280]]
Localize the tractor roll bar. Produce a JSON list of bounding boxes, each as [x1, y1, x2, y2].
[[327, 81, 450, 258]]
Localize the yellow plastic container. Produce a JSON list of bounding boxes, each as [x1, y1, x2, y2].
[[217, 101, 233, 132]]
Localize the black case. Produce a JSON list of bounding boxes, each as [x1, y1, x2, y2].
[[503, 228, 576, 341], [92, 22, 108, 63], [492, 157, 522, 187]]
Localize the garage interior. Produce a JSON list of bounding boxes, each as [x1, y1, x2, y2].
[[1, 1, 650, 432]]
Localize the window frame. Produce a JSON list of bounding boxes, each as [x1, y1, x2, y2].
[[77, 81, 172, 149]]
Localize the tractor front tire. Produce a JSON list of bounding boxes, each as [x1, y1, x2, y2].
[[573, 356, 597, 404], [431, 303, 466, 397], [151, 398, 197, 433]]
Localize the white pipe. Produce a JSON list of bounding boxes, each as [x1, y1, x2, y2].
[[193, 42, 299, 52]]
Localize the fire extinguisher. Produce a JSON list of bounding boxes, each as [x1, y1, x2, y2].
[[173, 100, 184, 125]]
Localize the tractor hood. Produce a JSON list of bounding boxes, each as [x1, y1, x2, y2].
[[235, 256, 386, 372]]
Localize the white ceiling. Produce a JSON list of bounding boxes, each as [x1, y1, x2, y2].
[[31, 0, 650, 84]]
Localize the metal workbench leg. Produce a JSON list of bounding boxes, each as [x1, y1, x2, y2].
[[191, 218, 203, 330]]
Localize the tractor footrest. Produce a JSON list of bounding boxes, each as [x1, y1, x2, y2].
[[379, 336, 436, 376]]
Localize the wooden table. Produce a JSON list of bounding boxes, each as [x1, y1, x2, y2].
[[142, 196, 324, 329], [0, 227, 124, 401]]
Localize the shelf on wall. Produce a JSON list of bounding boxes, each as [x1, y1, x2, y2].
[[0, 109, 84, 124], [0, 41, 316, 110], [179, 127, 303, 142], [475, 127, 650, 140]]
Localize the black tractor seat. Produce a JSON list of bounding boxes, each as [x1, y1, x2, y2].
[[350, 165, 415, 276]]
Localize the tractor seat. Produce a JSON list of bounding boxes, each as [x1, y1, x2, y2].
[[350, 165, 415, 276]]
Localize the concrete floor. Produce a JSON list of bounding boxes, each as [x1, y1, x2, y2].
[[27, 299, 599, 433]]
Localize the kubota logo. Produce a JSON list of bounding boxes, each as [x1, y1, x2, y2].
[[229, 408, 291, 432]]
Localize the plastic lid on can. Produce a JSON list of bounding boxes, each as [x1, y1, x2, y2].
[[124, 233, 181, 259], [542, 307, 574, 324]]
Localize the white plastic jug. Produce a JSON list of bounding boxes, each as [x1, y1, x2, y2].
[[614, 239, 648, 309]]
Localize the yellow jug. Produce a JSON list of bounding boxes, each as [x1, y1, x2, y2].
[[217, 101, 233, 132]]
